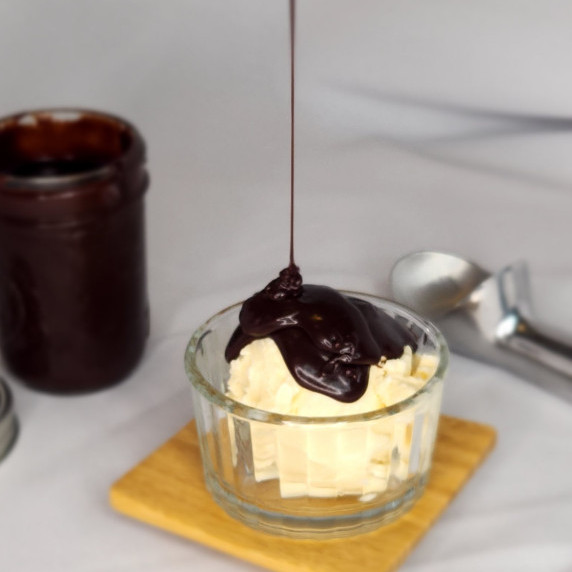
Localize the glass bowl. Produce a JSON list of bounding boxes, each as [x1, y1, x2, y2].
[[184, 292, 448, 539]]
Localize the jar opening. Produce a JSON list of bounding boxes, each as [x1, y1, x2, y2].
[[0, 109, 136, 187], [0, 109, 147, 224]]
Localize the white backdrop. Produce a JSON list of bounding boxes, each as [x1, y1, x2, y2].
[[1, 1, 572, 571]]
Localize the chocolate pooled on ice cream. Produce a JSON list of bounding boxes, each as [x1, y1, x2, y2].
[[225, 264, 422, 404]]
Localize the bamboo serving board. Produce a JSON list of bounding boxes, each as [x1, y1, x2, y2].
[[110, 416, 496, 572]]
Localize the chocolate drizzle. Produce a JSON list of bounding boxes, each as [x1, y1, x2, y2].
[[225, 265, 418, 402], [224, 0, 416, 403]]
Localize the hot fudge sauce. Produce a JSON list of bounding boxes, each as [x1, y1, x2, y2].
[[225, 266, 418, 402], [225, 0, 416, 403]]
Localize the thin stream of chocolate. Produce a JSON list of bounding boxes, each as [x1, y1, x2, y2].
[[225, 0, 417, 402], [289, 0, 296, 267]]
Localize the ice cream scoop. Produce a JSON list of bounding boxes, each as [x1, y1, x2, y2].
[[391, 251, 572, 402]]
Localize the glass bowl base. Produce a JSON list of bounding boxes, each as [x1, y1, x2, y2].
[[206, 473, 429, 540]]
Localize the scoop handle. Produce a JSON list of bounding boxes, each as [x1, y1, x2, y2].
[[470, 260, 572, 402], [501, 316, 572, 380]]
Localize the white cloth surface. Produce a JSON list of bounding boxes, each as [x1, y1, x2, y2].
[[1, 1, 572, 571]]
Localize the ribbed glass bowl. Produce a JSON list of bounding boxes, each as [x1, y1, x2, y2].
[[184, 292, 448, 539]]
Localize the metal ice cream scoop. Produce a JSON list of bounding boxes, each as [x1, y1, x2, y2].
[[390, 251, 572, 402]]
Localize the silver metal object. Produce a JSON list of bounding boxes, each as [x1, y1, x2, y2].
[[0, 377, 18, 462], [391, 251, 572, 402]]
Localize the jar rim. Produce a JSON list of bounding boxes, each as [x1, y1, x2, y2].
[[0, 108, 148, 223], [0, 107, 145, 192], [184, 291, 449, 425]]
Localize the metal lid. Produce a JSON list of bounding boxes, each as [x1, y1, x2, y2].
[[0, 378, 18, 462]]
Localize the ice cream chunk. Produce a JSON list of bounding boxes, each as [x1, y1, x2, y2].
[[226, 338, 440, 499]]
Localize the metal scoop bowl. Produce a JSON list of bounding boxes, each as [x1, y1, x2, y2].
[[390, 251, 572, 402]]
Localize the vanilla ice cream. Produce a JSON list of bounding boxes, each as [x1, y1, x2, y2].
[[226, 338, 441, 499]]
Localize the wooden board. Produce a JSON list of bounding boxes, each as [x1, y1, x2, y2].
[[110, 416, 496, 572]]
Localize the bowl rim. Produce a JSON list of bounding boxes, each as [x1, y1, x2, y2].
[[184, 291, 449, 425]]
